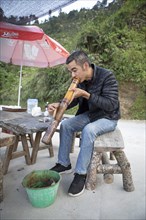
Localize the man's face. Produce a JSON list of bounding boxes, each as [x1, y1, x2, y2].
[[67, 60, 87, 83]]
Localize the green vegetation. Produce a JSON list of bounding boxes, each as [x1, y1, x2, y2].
[[0, 0, 146, 119], [130, 91, 146, 119]]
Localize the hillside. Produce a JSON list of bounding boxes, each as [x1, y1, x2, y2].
[[0, 0, 146, 119]]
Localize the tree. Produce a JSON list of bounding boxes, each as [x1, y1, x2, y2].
[[0, 7, 4, 21]]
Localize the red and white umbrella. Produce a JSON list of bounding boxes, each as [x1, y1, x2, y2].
[[0, 22, 69, 106]]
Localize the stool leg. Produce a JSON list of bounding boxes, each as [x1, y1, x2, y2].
[[86, 152, 102, 190], [70, 133, 76, 153], [113, 150, 135, 192], [102, 152, 114, 184], [110, 152, 115, 160]]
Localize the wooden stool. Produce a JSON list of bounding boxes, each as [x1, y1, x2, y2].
[[86, 128, 135, 192], [0, 159, 3, 202], [0, 132, 16, 202]]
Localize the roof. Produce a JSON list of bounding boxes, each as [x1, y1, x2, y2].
[[0, 0, 77, 19]]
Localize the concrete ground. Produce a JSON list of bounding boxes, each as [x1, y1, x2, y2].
[[0, 120, 145, 220]]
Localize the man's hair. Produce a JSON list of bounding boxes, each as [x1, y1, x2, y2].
[[66, 50, 91, 67]]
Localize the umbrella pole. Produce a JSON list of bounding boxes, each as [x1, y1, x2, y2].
[[17, 65, 22, 107]]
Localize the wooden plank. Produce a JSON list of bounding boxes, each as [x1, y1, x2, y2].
[[11, 151, 26, 159], [94, 128, 125, 150]]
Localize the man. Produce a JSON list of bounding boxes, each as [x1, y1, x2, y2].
[[48, 50, 120, 197]]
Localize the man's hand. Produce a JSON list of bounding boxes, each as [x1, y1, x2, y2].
[[47, 102, 60, 116], [70, 88, 90, 100]]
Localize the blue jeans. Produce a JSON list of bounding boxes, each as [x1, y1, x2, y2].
[[58, 112, 118, 174]]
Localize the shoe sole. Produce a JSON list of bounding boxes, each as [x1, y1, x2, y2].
[[68, 185, 85, 197], [59, 169, 72, 174]]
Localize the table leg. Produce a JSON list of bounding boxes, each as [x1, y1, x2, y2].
[[12, 136, 19, 152], [2, 143, 15, 175], [28, 134, 34, 148], [31, 131, 42, 164], [21, 135, 31, 165]]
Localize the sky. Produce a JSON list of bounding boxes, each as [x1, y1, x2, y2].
[[38, 0, 113, 23]]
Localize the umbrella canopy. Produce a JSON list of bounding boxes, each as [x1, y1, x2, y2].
[[0, 22, 69, 106]]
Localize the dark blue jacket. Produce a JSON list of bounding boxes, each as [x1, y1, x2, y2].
[[68, 64, 121, 122]]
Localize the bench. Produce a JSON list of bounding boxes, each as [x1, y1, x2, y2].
[[0, 132, 16, 202], [85, 128, 135, 192]]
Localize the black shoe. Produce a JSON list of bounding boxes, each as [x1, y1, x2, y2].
[[50, 163, 72, 174], [68, 173, 87, 197]]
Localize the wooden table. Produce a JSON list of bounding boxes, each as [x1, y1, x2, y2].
[[0, 110, 54, 166]]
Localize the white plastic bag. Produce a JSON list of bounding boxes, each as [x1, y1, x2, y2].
[[31, 107, 42, 116]]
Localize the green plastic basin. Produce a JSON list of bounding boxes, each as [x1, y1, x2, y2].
[[22, 170, 61, 208]]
